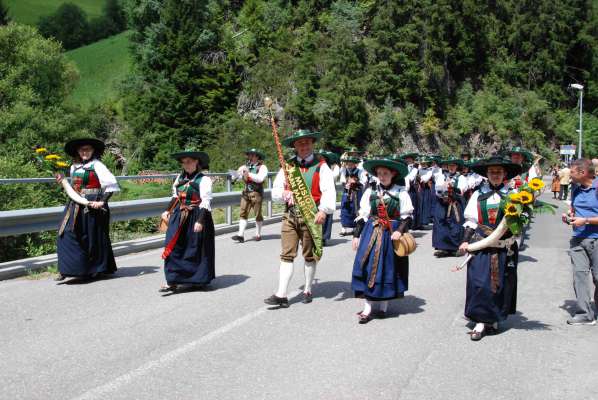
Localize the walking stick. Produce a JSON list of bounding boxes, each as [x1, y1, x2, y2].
[[264, 97, 290, 190]]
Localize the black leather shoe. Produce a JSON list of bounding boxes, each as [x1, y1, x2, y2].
[[264, 294, 289, 308], [358, 313, 372, 324], [231, 235, 245, 243], [54, 273, 66, 282], [301, 292, 313, 304]]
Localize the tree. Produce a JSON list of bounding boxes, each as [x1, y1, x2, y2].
[[37, 3, 90, 50], [0, 0, 10, 26], [123, 0, 240, 169], [104, 0, 127, 33]]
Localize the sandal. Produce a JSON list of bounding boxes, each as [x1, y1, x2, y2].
[[158, 284, 177, 293]]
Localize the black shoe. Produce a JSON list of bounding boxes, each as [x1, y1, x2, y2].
[[434, 250, 449, 258], [54, 273, 66, 282], [231, 235, 245, 243], [358, 313, 372, 324], [301, 292, 313, 304], [264, 294, 289, 308]]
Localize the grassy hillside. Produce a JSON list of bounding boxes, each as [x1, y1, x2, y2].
[[65, 30, 132, 107], [5, 0, 104, 26]]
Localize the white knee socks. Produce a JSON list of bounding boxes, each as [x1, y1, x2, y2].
[[275, 261, 294, 298], [362, 300, 373, 316], [256, 221, 263, 236], [304, 261, 317, 294], [238, 218, 247, 237]]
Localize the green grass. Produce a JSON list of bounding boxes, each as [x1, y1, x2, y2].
[[65, 31, 132, 107], [5, 0, 104, 26]]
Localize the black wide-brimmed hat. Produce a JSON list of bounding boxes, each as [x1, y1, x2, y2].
[[505, 146, 533, 164], [245, 148, 266, 160], [400, 152, 419, 161], [441, 157, 464, 167], [64, 138, 105, 158], [363, 158, 408, 179], [171, 148, 210, 167], [471, 155, 522, 180], [282, 129, 321, 148]]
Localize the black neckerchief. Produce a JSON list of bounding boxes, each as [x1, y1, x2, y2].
[[478, 182, 506, 201]]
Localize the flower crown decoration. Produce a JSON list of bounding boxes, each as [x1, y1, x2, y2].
[[501, 178, 556, 235]]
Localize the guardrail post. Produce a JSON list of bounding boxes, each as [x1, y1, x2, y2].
[[226, 175, 233, 225], [267, 176, 273, 218]]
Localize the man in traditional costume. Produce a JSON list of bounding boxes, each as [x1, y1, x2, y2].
[[232, 148, 269, 243], [264, 130, 336, 307], [459, 156, 522, 340]]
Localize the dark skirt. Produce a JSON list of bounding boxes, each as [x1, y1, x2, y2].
[[164, 207, 215, 285], [57, 200, 117, 277], [465, 245, 518, 323], [352, 219, 409, 300], [340, 189, 363, 228], [432, 197, 464, 251], [417, 183, 434, 226], [323, 213, 333, 241]]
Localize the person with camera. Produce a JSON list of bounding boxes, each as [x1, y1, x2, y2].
[[563, 158, 598, 325]]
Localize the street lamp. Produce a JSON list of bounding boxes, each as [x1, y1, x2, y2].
[[569, 83, 584, 158]]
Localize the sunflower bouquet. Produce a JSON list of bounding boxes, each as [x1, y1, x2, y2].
[[501, 177, 556, 235], [34, 147, 70, 174]]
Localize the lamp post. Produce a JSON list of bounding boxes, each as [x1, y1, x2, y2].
[[570, 83, 584, 158]]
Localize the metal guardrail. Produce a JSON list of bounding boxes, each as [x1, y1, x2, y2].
[[0, 172, 277, 185]]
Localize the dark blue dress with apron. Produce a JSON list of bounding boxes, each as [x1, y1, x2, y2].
[[465, 184, 518, 324], [432, 173, 465, 251], [57, 161, 117, 277], [352, 187, 409, 300], [340, 168, 364, 228], [162, 172, 215, 285], [407, 165, 419, 229]]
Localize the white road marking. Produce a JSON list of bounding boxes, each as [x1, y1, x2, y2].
[[71, 290, 299, 400]]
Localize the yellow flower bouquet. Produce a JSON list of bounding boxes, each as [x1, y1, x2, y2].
[[500, 177, 556, 235], [33, 147, 70, 173]]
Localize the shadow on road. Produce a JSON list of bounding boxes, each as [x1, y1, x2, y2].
[[386, 295, 426, 318], [518, 254, 538, 263], [159, 274, 251, 297], [117, 266, 161, 277], [501, 312, 552, 332], [324, 238, 349, 247], [558, 299, 598, 317]]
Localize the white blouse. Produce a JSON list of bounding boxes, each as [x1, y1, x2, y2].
[[435, 173, 469, 196], [356, 184, 414, 222], [171, 174, 213, 211], [339, 167, 368, 186], [70, 160, 120, 192], [463, 184, 511, 230]]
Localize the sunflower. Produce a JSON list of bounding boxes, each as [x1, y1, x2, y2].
[[528, 178, 544, 191], [509, 193, 522, 203], [519, 191, 533, 204], [35, 147, 48, 154], [55, 161, 69, 168], [504, 202, 520, 217], [44, 154, 61, 161]]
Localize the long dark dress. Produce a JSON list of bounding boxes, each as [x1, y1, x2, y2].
[[432, 173, 465, 251], [57, 161, 117, 278], [163, 172, 215, 285], [340, 168, 364, 228], [464, 187, 518, 324], [352, 187, 411, 300], [417, 179, 434, 226]]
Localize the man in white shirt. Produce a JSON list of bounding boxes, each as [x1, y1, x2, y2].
[[264, 130, 336, 308], [232, 149, 269, 243]]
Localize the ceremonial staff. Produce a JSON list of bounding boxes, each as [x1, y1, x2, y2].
[[264, 97, 290, 189]]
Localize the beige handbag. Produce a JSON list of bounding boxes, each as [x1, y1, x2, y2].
[[158, 199, 179, 233], [393, 232, 417, 257]]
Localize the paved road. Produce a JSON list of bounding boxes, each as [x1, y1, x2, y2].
[[1, 195, 597, 400]]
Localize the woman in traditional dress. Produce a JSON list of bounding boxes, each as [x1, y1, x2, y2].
[[339, 155, 367, 236], [458, 156, 522, 340], [316, 150, 340, 245], [55, 138, 119, 281], [159, 149, 215, 293], [551, 165, 560, 199], [351, 158, 414, 324]]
